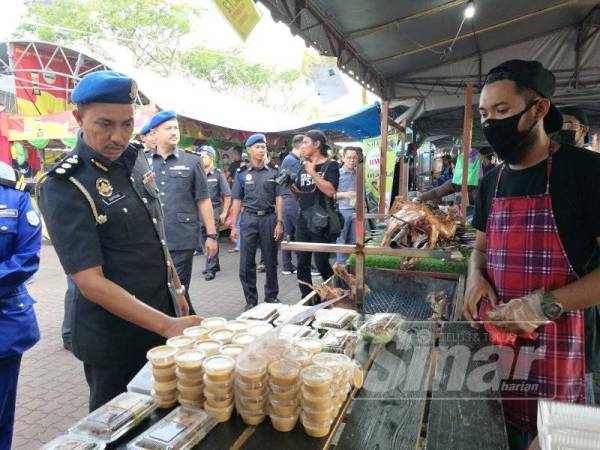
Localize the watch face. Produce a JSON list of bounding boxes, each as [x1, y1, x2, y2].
[[543, 302, 563, 320]]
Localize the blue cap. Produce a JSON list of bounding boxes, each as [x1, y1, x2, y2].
[[71, 71, 137, 105], [199, 145, 216, 159], [245, 133, 266, 148], [139, 122, 151, 136], [148, 110, 177, 130]]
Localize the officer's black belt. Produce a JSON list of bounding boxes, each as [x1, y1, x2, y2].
[[243, 208, 274, 216]]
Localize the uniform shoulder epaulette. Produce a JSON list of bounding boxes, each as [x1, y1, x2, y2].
[[215, 168, 222, 173], [46, 153, 81, 179], [128, 141, 145, 153], [0, 176, 35, 193], [237, 165, 248, 173], [184, 148, 202, 157]]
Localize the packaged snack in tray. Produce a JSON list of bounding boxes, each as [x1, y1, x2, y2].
[[273, 305, 313, 326], [313, 308, 358, 330], [320, 330, 359, 356], [128, 406, 217, 450], [70, 392, 158, 443], [238, 304, 279, 322], [42, 433, 106, 450], [278, 324, 318, 340], [358, 313, 402, 344]]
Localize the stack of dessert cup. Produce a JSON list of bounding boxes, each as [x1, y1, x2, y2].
[[202, 354, 236, 422]]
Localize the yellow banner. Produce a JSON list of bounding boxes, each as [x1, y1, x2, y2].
[[212, 0, 261, 41]]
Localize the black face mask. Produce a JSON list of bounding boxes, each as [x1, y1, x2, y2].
[[556, 130, 577, 146], [482, 102, 538, 164]]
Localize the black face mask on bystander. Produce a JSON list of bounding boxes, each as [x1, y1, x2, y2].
[[482, 101, 538, 164]]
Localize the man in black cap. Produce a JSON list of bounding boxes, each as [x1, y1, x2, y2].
[[464, 60, 600, 449], [557, 106, 591, 148], [39, 71, 200, 411]]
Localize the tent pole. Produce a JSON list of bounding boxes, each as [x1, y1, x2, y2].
[[379, 100, 389, 213], [354, 153, 365, 312], [460, 81, 473, 224]]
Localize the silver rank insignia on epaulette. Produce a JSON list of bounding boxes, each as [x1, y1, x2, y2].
[[51, 154, 80, 176]]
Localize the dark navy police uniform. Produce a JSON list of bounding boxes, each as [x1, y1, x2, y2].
[[203, 168, 230, 273], [0, 171, 41, 450], [147, 148, 209, 308], [231, 164, 281, 305], [39, 139, 179, 411]]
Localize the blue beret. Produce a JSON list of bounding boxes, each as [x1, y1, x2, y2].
[[148, 110, 177, 130], [199, 145, 216, 159], [245, 133, 266, 148], [72, 71, 137, 105], [139, 122, 151, 136]]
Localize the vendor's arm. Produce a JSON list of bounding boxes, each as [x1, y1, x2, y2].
[[418, 179, 454, 202], [274, 195, 283, 241], [463, 230, 499, 327]]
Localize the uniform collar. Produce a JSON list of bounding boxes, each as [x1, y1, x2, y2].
[[76, 136, 136, 173], [149, 147, 180, 160], [248, 163, 267, 171], [340, 165, 355, 174]]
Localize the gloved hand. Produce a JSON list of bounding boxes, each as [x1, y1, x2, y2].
[[487, 290, 549, 335]]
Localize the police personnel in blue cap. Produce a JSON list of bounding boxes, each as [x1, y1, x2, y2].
[[230, 133, 284, 309], [198, 145, 230, 281], [38, 71, 200, 411], [0, 162, 41, 449], [146, 111, 217, 310], [138, 121, 156, 152]]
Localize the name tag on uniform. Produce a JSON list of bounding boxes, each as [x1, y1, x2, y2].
[[207, 179, 218, 183], [169, 165, 190, 171], [101, 191, 127, 206], [0, 209, 18, 218]]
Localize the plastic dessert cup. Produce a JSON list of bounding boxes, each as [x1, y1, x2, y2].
[[303, 405, 335, 423], [202, 355, 235, 382], [166, 335, 195, 352], [247, 323, 274, 337], [220, 344, 244, 359], [175, 349, 206, 372], [204, 390, 234, 409], [152, 365, 176, 382], [269, 398, 299, 416], [236, 378, 268, 397], [146, 345, 177, 368], [204, 402, 234, 423], [238, 394, 268, 412], [239, 409, 266, 426], [268, 359, 301, 386], [193, 339, 222, 357], [236, 355, 268, 384], [270, 388, 300, 402], [270, 412, 299, 432], [225, 320, 249, 333], [301, 414, 332, 438], [176, 368, 204, 386], [295, 338, 323, 356], [208, 328, 235, 345], [282, 347, 312, 367], [231, 333, 256, 346], [177, 383, 204, 401], [152, 378, 177, 396], [201, 317, 227, 330], [301, 366, 334, 395], [312, 353, 351, 379], [183, 325, 210, 340], [176, 397, 204, 409], [301, 387, 334, 409]]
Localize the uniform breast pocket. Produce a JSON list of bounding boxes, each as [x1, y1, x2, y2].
[[0, 217, 18, 258], [176, 212, 198, 225]]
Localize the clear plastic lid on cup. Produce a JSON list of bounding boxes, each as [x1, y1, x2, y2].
[[166, 335, 195, 352], [311, 353, 351, 377], [220, 344, 244, 359], [208, 328, 235, 344], [193, 339, 222, 356], [146, 345, 177, 368], [301, 366, 334, 389], [268, 359, 301, 385], [225, 320, 249, 333], [232, 333, 256, 346], [175, 349, 207, 371], [248, 323, 274, 337], [295, 338, 323, 356], [236, 354, 268, 379], [183, 325, 210, 340], [282, 347, 312, 367], [202, 355, 235, 379], [201, 317, 227, 330]]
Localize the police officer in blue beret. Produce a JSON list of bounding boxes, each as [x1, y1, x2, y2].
[[198, 145, 230, 281], [0, 162, 41, 449], [145, 111, 217, 310], [38, 71, 200, 411], [138, 121, 156, 152], [230, 134, 284, 309]]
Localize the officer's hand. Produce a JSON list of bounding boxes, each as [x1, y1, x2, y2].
[[463, 271, 499, 328], [230, 227, 237, 243], [273, 222, 284, 241], [487, 292, 548, 335], [205, 237, 218, 259], [160, 316, 202, 338], [177, 293, 189, 316]]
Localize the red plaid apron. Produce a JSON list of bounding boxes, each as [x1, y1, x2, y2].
[[484, 141, 586, 433]]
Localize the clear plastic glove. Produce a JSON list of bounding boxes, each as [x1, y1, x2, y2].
[[487, 290, 549, 335]]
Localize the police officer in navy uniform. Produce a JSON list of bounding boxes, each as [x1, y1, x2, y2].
[[230, 134, 284, 309], [198, 145, 231, 281], [145, 111, 217, 313], [38, 71, 200, 411], [0, 162, 41, 450]]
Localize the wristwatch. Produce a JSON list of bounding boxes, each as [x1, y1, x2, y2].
[[206, 233, 218, 240], [541, 291, 563, 320], [175, 286, 186, 295], [277, 219, 284, 225]]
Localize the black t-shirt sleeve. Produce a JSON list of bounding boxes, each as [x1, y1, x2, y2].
[[39, 177, 104, 274], [471, 168, 497, 232], [580, 151, 600, 238]]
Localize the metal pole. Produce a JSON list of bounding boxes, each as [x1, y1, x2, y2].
[[355, 152, 365, 311], [379, 100, 389, 214], [460, 81, 473, 224]]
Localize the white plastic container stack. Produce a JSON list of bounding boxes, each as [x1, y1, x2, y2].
[[538, 400, 600, 450]]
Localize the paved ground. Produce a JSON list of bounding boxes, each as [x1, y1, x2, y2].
[[13, 240, 309, 449]]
